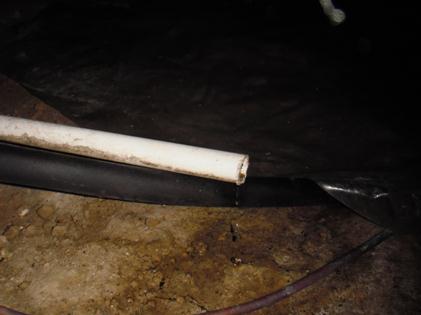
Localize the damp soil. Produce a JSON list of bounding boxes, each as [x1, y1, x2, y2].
[[0, 183, 420, 315]]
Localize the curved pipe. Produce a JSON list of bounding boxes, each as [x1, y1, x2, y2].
[[201, 230, 391, 315], [0, 306, 28, 315]]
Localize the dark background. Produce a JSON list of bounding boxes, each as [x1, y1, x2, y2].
[[0, 0, 420, 177]]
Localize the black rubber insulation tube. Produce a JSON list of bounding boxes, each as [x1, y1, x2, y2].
[[0, 141, 330, 207]]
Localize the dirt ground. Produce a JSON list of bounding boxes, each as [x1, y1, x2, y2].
[[1, 183, 420, 315], [0, 77, 420, 315]]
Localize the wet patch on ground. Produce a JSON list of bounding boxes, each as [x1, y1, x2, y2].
[[1, 183, 420, 315]]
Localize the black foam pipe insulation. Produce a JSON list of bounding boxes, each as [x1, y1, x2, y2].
[[0, 141, 330, 207]]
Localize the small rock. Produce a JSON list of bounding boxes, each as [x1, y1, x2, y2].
[[18, 280, 30, 290], [19, 208, 30, 217], [230, 257, 242, 265], [4, 226, 20, 240], [37, 205, 55, 220], [51, 225, 67, 237], [146, 217, 161, 227]]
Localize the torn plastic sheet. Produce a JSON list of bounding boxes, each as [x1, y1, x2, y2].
[[312, 172, 421, 233]]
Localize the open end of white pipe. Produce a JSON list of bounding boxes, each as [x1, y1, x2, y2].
[[237, 155, 249, 185]]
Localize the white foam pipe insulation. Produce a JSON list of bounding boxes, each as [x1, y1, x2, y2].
[[0, 115, 249, 185]]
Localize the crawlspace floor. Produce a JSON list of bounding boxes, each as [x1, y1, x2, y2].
[[0, 183, 420, 315], [0, 76, 420, 315]]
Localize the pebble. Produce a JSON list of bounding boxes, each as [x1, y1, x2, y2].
[[51, 225, 67, 237], [19, 208, 30, 217], [36, 205, 56, 220], [146, 217, 161, 227], [18, 280, 30, 290]]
